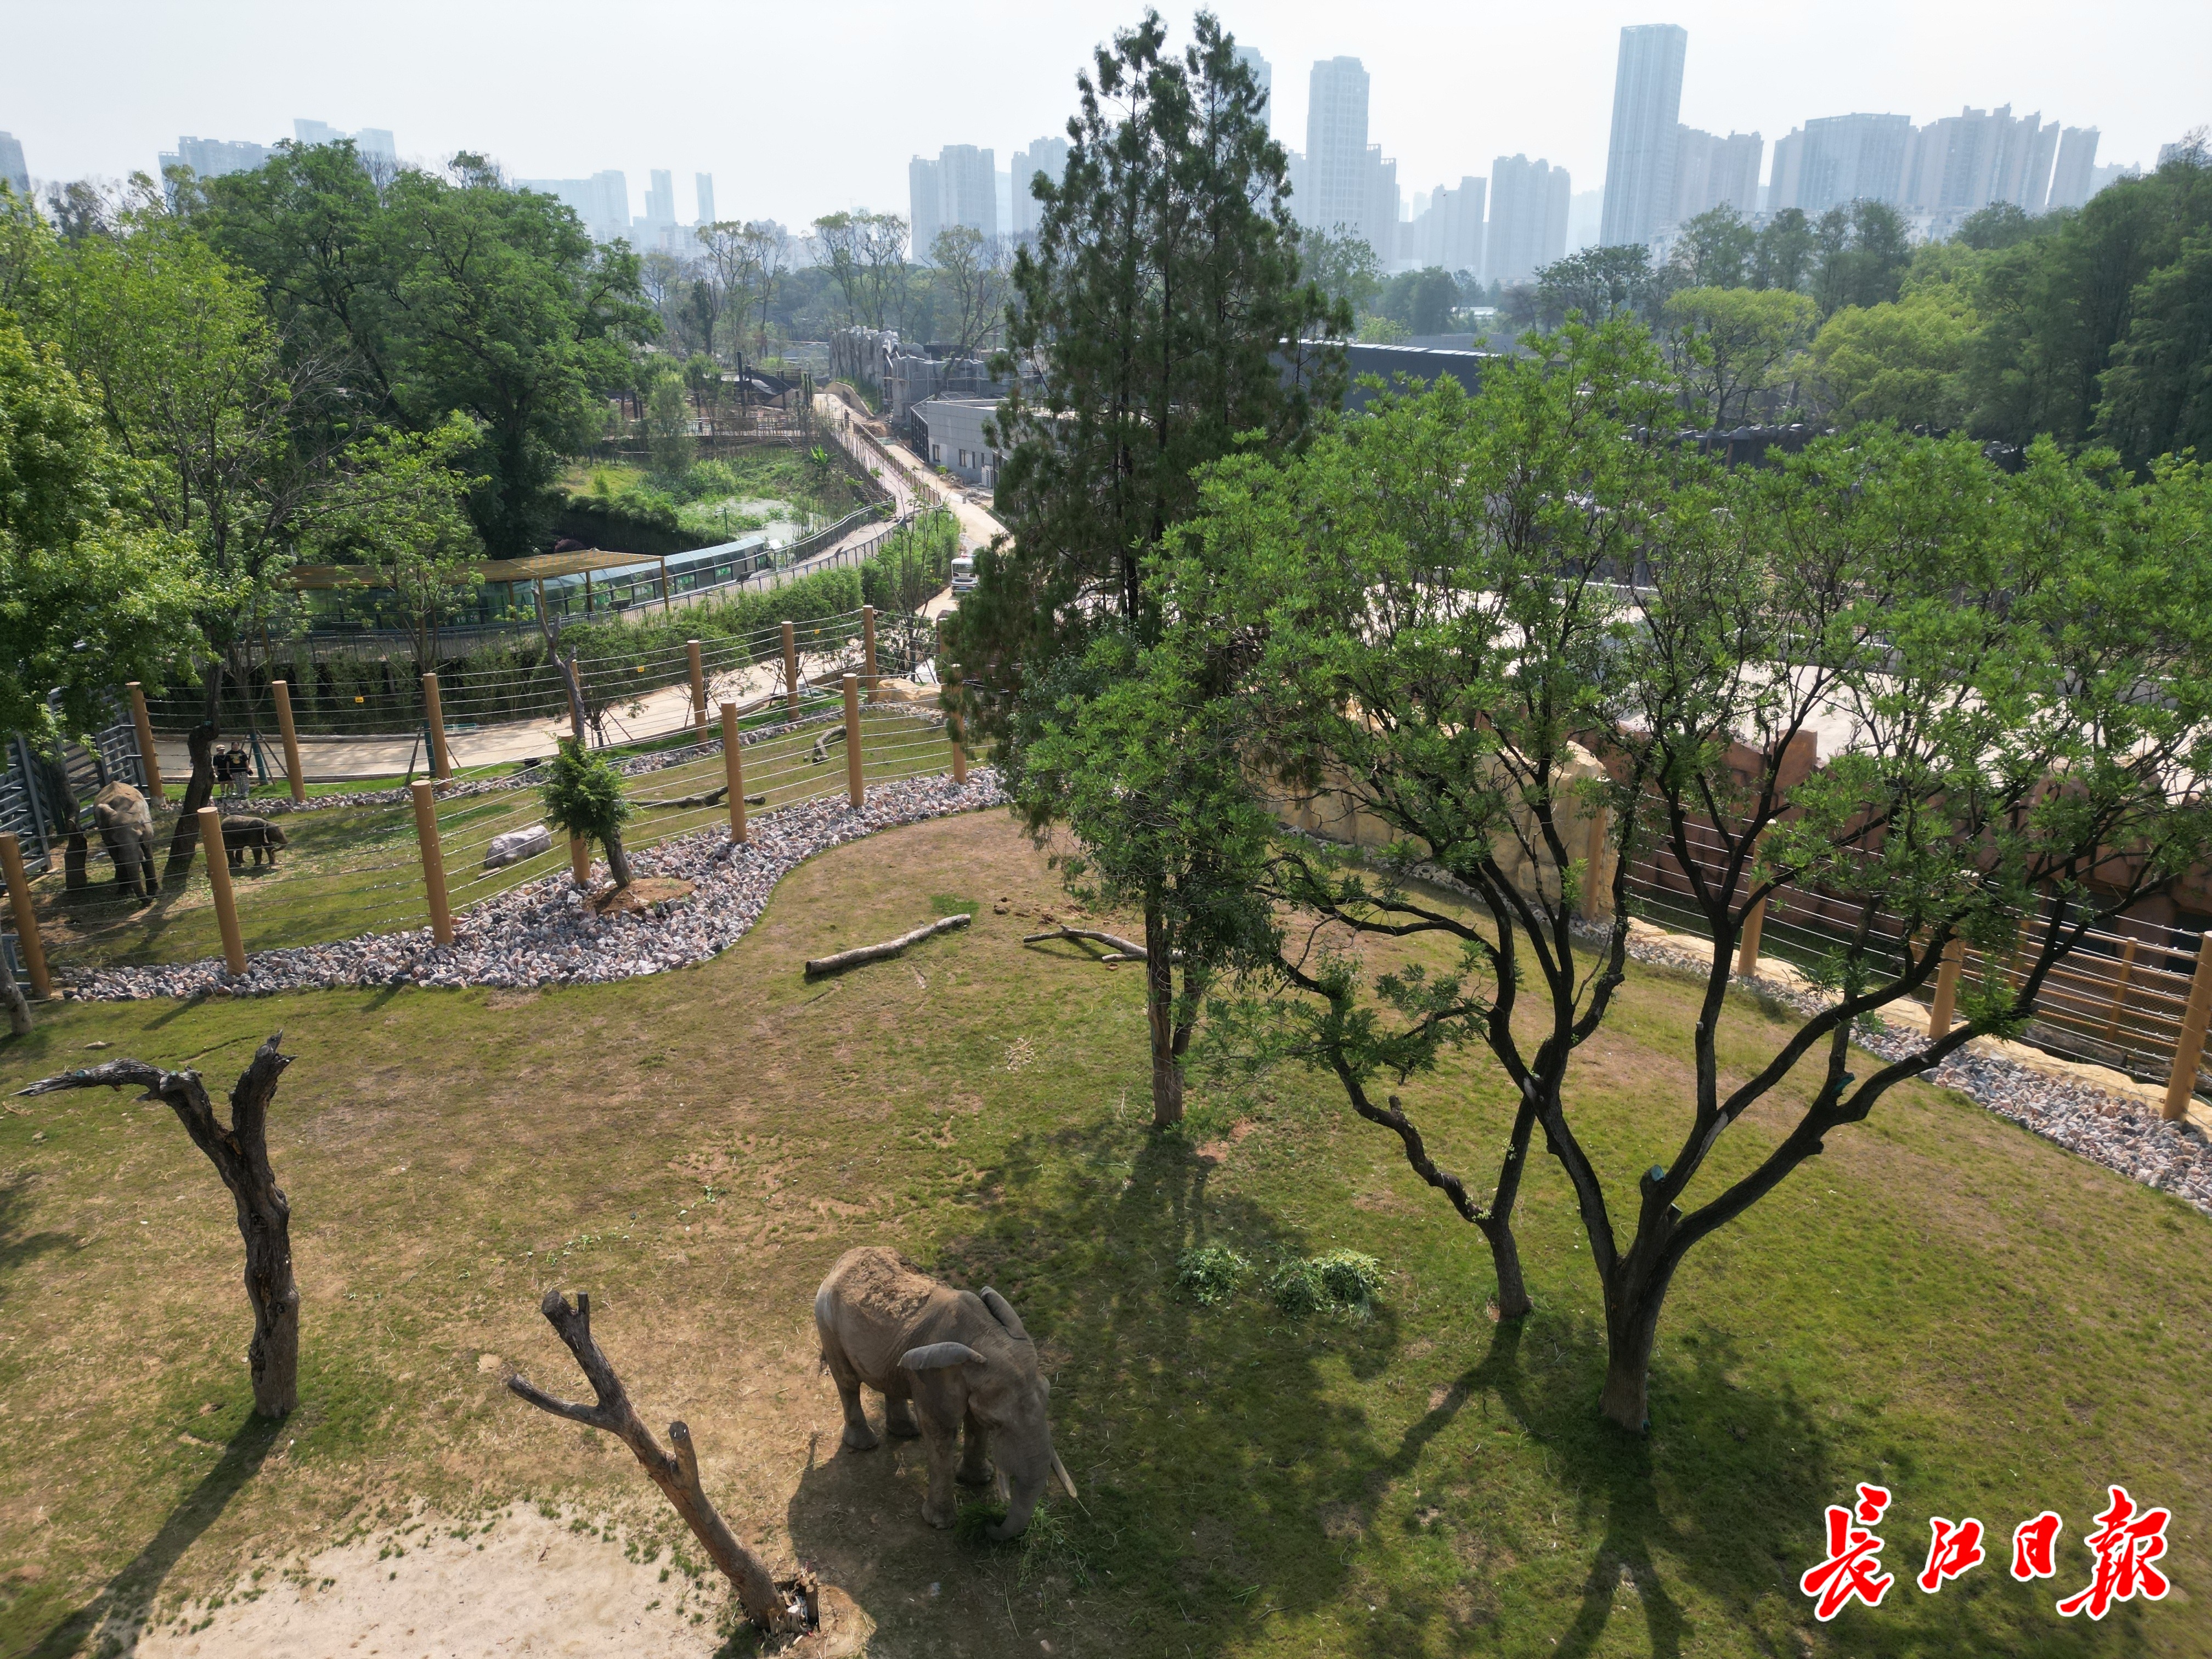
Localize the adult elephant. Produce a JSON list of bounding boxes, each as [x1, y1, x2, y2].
[[93, 781, 159, 900]]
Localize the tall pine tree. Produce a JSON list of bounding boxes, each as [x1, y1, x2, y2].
[[957, 10, 1346, 1126]]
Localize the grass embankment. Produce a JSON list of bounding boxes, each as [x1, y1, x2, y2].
[[567, 446, 876, 542], [0, 810, 2205, 1657], [27, 712, 961, 973]]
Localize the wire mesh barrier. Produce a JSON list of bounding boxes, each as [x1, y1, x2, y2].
[[5, 689, 973, 989], [1619, 798, 2212, 1101]]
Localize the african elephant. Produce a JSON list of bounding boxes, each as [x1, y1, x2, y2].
[[220, 816, 288, 868], [93, 782, 158, 901], [814, 1247, 1075, 1540]]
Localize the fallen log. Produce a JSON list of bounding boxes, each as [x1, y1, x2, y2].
[[810, 726, 847, 764], [1021, 925, 1180, 962], [805, 912, 970, 978], [640, 786, 769, 810]]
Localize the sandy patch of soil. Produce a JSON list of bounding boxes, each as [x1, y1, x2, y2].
[[133, 1507, 726, 1658], [589, 877, 697, 917]]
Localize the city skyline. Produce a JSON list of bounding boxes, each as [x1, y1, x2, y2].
[[1, 1, 2202, 242]]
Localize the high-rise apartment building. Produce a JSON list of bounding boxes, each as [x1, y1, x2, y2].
[[695, 174, 715, 227], [1009, 136, 1071, 241], [909, 156, 941, 258], [291, 119, 397, 171], [0, 132, 26, 199], [1234, 44, 1271, 131], [512, 171, 632, 243], [1773, 113, 1912, 214], [158, 135, 272, 181], [1304, 57, 1372, 237], [642, 170, 677, 232], [2046, 127, 2101, 210], [908, 145, 997, 262], [1899, 105, 2056, 222], [1567, 189, 1605, 252], [1489, 155, 1571, 284], [1414, 176, 1485, 274], [1599, 23, 1686, 248], [1669, 126, 1762, 223]]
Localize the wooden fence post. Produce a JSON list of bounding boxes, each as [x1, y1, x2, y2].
[[781, 621, 800, 717], [0, 832, 50, 1000], [569, 836, 592, 888], [410, 782, 455, 946], [721, 703, 747, 843], [2163, 930, 2212, 1121], [1581, 805, 1610, 923], [126, 681, 164, 803], [197, 806, 247, 976], [422, 673, 452, 783], [862, 605, 879, 700], [2101, 937, 2140, 1044], [270, 679, 306, 805], [947, 663, 967, 786], [1927, 935, 1966, 1038], [1735, 895, 1766, 975], [687, 640, 707, 735], [843, 675, 865, 808]]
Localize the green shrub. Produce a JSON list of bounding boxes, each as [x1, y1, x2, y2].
[[1175, 1245, 1251, 1306], [1268, 1250, 1384, 1316]]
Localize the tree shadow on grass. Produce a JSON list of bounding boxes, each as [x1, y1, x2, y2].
[[785, 1118, 1398, 1655], [25, 1411, 283, 1658], [0, 1172, 72, 1282]]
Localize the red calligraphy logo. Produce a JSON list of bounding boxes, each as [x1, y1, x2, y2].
[[2056, 1487, 2170, 1620], [2011, 1511, 2063, 1581], [1801, 1483, 1895, 1621], [1917, 1516, 1986, 1593]]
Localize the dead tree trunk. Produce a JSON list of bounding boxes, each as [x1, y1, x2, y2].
[[19, 1032, 300, 1414], [1143, 896, 1183, 1128], [804, 912, 969, 977], [508, 1290, 807, 1634], [163, 692, 222, 883]]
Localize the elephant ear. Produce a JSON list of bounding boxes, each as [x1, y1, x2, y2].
[[979, 1288, 1030, 1342], [899, 1341, 984, 1372]]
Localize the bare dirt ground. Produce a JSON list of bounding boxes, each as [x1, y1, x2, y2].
[[132, 1506, 723, 1658]]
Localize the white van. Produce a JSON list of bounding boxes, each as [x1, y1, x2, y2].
[[950, 553, 978, 594]]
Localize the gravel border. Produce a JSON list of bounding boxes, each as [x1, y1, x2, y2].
[[64, 769, 1007, 1003]]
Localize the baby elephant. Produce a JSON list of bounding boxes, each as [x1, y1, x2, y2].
[[221, 815, 288, 868], [814, 1246, 1075, 1539]]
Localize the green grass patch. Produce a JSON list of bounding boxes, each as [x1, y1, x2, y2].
[[0, 811, 2205, 1657]]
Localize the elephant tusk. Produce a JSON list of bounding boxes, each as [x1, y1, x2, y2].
[[1051, 1452, 1078, 1500], [994, 1467, 1011, 1505]]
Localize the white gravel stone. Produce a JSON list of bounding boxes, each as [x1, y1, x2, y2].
[[67, 769, 1006, 1008]]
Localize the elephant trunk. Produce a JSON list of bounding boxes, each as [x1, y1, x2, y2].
[[988, 1472, 1046, 1542]]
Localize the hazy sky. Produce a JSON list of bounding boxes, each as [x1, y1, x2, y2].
[[4, 1, 2205, 227]]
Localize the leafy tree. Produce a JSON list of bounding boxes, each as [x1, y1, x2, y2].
[[1534, 244, 1669, 327], [1375, 266, 1460, 335], [1964, 155, 2212, 448], [1013, 634, 1277, 1126], [2095, 229, 2212, 468], [970, 7, 1344, 1124], [1955, 200, 2051, 252], [1667, 204, 1755, 289], [1810, 287, 1979, 430], [1172, 338, 2212, 1430], [542, 737, 635, 888], [204, 148, 653, 557], [644, 375, 694, 480], [1808, 200, 1913, 319], [1751, 207, 1814, 293], [1301, 227, 1381, 317], [318, 415, 486, 672], [0, 316, 201, 740], [1662, 285, 1815, 426], [808, 210, 908, 330], [927, 225, 1012, 360]]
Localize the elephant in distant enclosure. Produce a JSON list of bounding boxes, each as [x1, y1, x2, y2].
[[220, 816, 288, 868], [93, 782, 159, 900], [814, 1246, 1076, 1541]]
